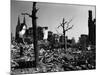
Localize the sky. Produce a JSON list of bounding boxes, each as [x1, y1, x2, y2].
[[11, 0, 96, 42]]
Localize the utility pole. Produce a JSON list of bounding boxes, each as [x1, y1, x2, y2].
[[22, 2, 39, 67], [58, 18, 73, 50]]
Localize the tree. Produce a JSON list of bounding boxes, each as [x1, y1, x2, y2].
[[21, 2, 39, 67], [57, 18, 73, 50]]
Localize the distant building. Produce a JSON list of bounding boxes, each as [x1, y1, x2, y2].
[[15, 16, 21, 43], [15, 16, 27, 43], [53, 34, 60, 42], [47, 31, 53, 42], [59, 35, 65, 43], [59, 35, 67, 43], [79, 34, 88, 50], [71, 37, 76, 46], [26, 27, 33, 37], [43, 27, 48, 40], [52, 33, 60, 48], [25, 27, 33, 44], [37, 26, 44, 40], [88, 10, 96, 45], [25, 26, 46, 43], [15, 16, 46, 44]]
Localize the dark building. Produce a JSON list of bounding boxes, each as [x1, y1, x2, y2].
[[37, 26, 44, 40], [47, 31, 53, 42], [59, 35, 65, 43], [88, 10, 96, 45], [53, 34, 59, 42], [15, 16, 21, 43], [71, 37, 76, 46], [15, 15, 46, 44], [25, 27, 33, 44], [24, 26, 48, 44], [49, 33, 59, 48], [59, 35, 68, 43], [25, 26, 44, 44], [79, 34, 88, 50], [26, 27, 33, 37], [15, 16, 27, 44]]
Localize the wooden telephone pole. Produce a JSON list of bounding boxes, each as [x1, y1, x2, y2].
[[22, 2, 39, 67], [58, 18, 73, 50]]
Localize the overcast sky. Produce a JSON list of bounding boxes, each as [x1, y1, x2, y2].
[[11, 0, 95, 42]]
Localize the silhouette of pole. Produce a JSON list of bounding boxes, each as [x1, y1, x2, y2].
[[22, 2, 39, 67], [32, 2, 38, 67]]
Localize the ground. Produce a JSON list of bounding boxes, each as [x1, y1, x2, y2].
[[11, 40, 96, 74]]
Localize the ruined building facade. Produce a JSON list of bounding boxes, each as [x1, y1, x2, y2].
[[15, 16, 27, 44], [88, 10, 96, 45]]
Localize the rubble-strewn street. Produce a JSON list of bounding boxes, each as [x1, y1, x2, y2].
[[11, 40, 95, 74]]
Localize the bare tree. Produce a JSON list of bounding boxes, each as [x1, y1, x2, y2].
[[21, 2, 39, 67], [57, 18, 73, 50]]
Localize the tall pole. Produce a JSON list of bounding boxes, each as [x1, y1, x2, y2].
[[32, 2, 38, 67], [22, 2, 39, 67]]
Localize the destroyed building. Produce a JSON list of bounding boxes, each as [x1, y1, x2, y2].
[[88, 10, 96, 45]]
